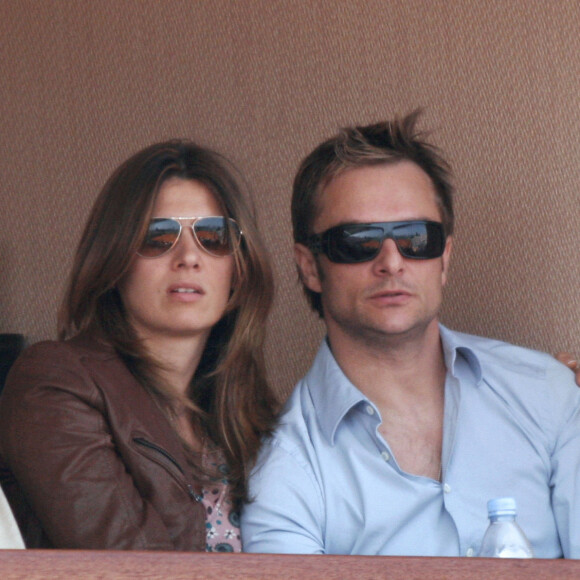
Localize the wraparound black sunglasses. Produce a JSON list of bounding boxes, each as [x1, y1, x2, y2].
[[307, 220, 446, 264]]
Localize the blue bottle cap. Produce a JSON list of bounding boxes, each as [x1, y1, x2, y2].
[[487, 497, 517, 517]]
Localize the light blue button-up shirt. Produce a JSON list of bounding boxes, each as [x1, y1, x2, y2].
[[241, 326, 580, 557]]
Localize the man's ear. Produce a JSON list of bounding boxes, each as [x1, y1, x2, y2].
[[294, 243, 323, 293], [441, 235, 453, 287]]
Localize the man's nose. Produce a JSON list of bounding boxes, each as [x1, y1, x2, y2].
[[371, 237, 404, 274]]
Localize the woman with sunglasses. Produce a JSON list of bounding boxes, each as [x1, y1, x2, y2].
[[0, 140, 276, 551]]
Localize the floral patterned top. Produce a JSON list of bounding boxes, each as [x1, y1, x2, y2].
[[200, 456, 242, 552]]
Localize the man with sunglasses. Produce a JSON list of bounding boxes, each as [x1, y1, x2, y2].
[[241, 111, 580, 558]]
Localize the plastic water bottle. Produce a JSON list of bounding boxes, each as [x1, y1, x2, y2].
[[478, 497, 534, 558]]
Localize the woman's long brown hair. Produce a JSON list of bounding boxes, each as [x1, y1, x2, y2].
[[58, 140, 276, 508]]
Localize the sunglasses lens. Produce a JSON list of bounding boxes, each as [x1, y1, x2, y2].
[[392, 222, 445, 259], [139, 218, 181, 257], [322, 221, 445, 263], [327, 226, 385, 263], [194, 217, 241, 257]]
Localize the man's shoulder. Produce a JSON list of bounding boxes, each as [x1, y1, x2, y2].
[[445, 326, 565, 372], [444, 326, 579, 408], [262, 344, 336, 460], [275, 339, 362, 436], [273, 377, 318, 442]]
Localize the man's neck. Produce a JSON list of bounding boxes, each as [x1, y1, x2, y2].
[[327, 320, 447, 479], [327, 320, 446, 405]]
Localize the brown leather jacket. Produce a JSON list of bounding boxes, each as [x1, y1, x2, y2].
[[0, 334, 206, 550]]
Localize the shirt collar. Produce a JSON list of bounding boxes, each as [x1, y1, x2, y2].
[[303, 326, 484, 445], [439, 324, 483, 384], [304, 338, 369, 445]]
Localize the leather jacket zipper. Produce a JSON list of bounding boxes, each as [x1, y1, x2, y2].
[[134, 437, 184, 473], [133, 437, 202, 502]]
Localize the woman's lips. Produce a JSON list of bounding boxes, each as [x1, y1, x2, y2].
[[167, 283, 204, 301]]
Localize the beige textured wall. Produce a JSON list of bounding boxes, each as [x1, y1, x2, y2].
[[1, 0, 579, 400]]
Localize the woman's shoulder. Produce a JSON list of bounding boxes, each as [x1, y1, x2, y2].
[[12, 334, 121, 375], [3, 334, 130, 401], [0, 335, 154, 438], [21, 334, 115, 361]]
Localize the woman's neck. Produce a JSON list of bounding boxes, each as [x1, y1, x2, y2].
[[142, 332, 210, 396]]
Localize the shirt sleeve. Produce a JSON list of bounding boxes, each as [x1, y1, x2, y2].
[[241, 439, 326, 554], [0, 487, 24, 549], [0, 344, 175, 549], [548, 363, 580, 558]]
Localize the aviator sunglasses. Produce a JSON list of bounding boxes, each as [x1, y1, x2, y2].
[[138, 216, 242, 258], [307, 220, 446, 264]]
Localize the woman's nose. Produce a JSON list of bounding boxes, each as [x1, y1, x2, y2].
[[172, 225, 202, 268]]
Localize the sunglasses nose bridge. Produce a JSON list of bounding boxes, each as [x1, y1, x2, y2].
[[166, 219, 202, 258], [373, 226, 396, 256], [373, 234, 406, 268], [378, 224, 413, 260]]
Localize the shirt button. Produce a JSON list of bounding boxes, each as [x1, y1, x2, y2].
[[381, 451, 390, 462], [443, 483, 451, 493], [366, 405, 375, 416], [466, 548, 474, 557]]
